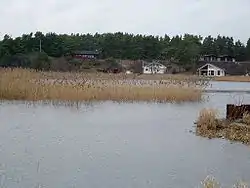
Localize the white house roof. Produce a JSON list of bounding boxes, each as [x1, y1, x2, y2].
[[143, 62, 166, 68], [197, 63, 225, 71]]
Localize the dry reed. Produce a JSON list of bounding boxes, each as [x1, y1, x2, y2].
[[0, 68, 203, 102], [202, 176, 221, 188], [197, 108, 219, 130], [242, 112, 250, 125], [196, 108, 250, 144], [202, 176, 248, 188]]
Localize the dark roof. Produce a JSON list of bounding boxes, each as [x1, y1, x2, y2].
[[218, 55, 235, 58], [202, 54, 217, 57], [73, 50, 99, 55], [197, 61, 249, 75], [201, 54, 235, 58]]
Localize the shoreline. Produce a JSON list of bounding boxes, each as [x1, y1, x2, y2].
[[213, 76, 250, 83], [204, 89, 250, 94]]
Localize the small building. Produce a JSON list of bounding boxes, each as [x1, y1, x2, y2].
[[164, 62, 186, 74], [196, 54, 245, 76], [72, 50, 100, 60], [199, 54, 218, 62], [199, 54, 236, 63], [143, 61, 167, 74], [218, 55, 236, 62], [196, 61, 248, 76], [197, 63, 225, 77]]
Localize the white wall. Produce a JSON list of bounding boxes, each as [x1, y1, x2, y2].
[[198, 64, 225, 77], [143, 65, 166, 74], [207, 65, 225, 76], [143, 66, 152, 74]]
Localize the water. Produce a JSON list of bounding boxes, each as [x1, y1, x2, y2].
[[0, 82, 250, 188], [204, 81, 250, 94], [210, 81, 250, 91]]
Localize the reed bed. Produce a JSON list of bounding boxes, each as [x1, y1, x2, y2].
[[197, 108, 220, 130], [243, 113, 250, 125], [214, 76, 250, 82], [202, 176, 248, 188], [196, 108, 250, 145], [32, 70, 211, 88], [0, 68, 204, 102]]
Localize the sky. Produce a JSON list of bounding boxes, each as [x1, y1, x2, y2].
[[0, 0, 250, 43]]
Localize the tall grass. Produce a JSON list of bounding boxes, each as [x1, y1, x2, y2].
[[242, 112, 250, 125], [197, 108, 219, 130], [202, 176, 248, 188], [0, 68, 203, 102], [196, 108, 250, 144]]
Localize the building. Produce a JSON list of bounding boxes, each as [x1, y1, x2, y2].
[[197, 55, 248, 76], [197, 63, 225, 77], [163, 62, 186, 74], [199, 54, 236, 63], [118, 60, 143, 73], [218, 55, 236, 62], [199, 54, 218, 62], [72, 50, 100, 60], [143, 61, 167, 74]]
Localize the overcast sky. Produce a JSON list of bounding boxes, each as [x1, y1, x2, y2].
[[0, 0, 249, 43]]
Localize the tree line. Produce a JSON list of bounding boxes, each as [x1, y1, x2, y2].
[[0, 31, 250, 70]]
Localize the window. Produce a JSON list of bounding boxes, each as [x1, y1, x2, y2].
[[217, 70, 220, 76], [210, 70, 214, 76]]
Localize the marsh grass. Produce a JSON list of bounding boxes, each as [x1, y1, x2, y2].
[[202, 176, 221, 188], [0, 68, 203, 102], [196, 108, 250, 144], [197, 108, 219, 130], [242, 112, 250, 125], [202, 176, 248, 188]]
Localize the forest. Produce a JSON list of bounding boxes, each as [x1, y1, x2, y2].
[[0, 31, 250, 71]]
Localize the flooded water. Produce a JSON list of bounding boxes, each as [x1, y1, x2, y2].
[[210, 81, 250, 91], [1, 81, 250, 188]]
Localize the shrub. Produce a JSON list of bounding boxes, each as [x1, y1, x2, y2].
[[242, 112, 250, 125], [197, 108, 219, 130]]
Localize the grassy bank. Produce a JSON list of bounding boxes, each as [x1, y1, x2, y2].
[[214, 76, 250, 82], [0, 68, 203, 102], [196, 108, 250, 145]]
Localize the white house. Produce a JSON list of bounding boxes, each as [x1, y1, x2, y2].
[[125, 70, 133, 74], [143, 62, 167, 74], [197, 63, 225, 77]]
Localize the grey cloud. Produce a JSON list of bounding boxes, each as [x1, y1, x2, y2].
[[0, 0, 249, 43]]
